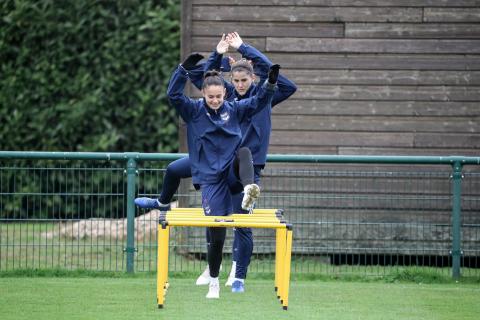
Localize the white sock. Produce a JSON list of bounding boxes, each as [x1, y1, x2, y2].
[[231, 261, 237, 271], [210, 277, 219, 284]]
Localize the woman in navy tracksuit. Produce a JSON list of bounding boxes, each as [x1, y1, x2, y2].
[[167, 62, 278, 298], [135, 33, 297, 291], [196, 33, 297, 291]]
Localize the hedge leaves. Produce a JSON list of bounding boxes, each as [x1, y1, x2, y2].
[[0, 0, 181, 152]]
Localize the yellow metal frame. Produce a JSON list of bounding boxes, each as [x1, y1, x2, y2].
[[156, 208, 293, 311]]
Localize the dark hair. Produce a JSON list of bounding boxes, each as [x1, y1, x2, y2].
[[202, 70, 224, 90], [230, 59, 254, 75]]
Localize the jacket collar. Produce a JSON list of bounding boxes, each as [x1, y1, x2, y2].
[[203, 99, 226, 115], [235, 84, 256, 101]]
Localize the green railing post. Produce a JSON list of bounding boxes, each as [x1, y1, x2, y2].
[[125, 157, 137, 273], [451, 161, 463, 279]]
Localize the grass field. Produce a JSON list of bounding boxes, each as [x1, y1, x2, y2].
[[4, 222, 480, 280], [0, 275, 479, 320], [2, 222, 480, 319]]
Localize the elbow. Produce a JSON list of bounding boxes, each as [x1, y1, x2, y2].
[[167, 89, 181, 104], [287, 82, 297, 98], [166, 88, 175, 101], [284, 84, 297, 99], [290, 83, 298, 95]]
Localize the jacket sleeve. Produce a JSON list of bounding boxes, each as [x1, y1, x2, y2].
[[205, 50, 223, 72], [271, 74, 297, 107], [185, 50, 224, 91], [238, 43, 297, 108], [186, 63, 205, 91], [235, 80, 276, 121], [237, 43, 272, 77], [186, 57, 231, 91], [167, 65, 198, 122], [203, 50, 236, 99]]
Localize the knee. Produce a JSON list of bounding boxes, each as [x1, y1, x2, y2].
[[166, 158, 187, 176], [165, 162, 178, 176], [237, 147, 252, 162]]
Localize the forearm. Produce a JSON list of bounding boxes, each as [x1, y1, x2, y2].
[[256, 80, 276, 112], [240, 80, 276, 117], [186, 63, 205, 90], [237, 43, 272, 75], [272, 74, 297, 107], [204, 50, 223, 72]]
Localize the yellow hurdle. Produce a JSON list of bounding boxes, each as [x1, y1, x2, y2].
[[156, 208, 293, 311]]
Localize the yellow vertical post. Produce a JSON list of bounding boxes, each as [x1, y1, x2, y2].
[[163, 226, 170, 292], [275, 228, 281, 292], [281, 228, 293, 310], [276, 227, 287, 301], [157, 223, 170, 308]]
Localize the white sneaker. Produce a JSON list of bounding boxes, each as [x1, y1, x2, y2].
[[196, 264, 222, 285], [241, 184, 260, 211], [196, 265, 211, 285], [225, 262, 236, 286], [206, 278, 220, 299]]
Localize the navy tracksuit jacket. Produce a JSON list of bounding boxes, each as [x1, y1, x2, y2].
[[167, 64, 275, 187]]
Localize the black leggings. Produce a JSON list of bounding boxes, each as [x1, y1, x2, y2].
[[207, 147, 254, 278]]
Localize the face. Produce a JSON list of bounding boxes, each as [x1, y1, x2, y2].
[[202, 85, 226, 110], [231, 70, 255, 96]]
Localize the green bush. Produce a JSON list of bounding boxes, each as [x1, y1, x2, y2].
[[0, 0, 180, 153]]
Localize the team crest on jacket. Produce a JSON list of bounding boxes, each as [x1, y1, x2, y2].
[[220, 111, 230, 122]]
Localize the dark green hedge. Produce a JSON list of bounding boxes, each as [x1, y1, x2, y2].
[[0, 0, 180, 153]]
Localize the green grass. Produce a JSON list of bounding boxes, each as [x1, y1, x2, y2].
[[2, 222, 480, 282], [0, 276, 479, 320], [2, 219, 480, 319]]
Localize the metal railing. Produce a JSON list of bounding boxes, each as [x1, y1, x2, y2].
[[0, 151, 479, 278]]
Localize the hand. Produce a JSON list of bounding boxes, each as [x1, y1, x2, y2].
[[268, 64, 280, 84], [216, 34, 229, 54], [227, 32, 243, 50], [182, 53, 204, 70]]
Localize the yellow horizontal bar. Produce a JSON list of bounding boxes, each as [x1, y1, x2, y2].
[[163, 219, 283, 225], [165, 220, 288, 229], [170, 208, 281, 215], [163, 212, 283, 218], [167, 212, 282, 219], [161, 215, 285, 223], [163, 214, 282, 221]]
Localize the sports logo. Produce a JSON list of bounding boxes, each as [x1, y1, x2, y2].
[[220, 111, 230, 122]]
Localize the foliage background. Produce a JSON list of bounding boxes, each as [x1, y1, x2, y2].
[[0, 0, 181, 153]]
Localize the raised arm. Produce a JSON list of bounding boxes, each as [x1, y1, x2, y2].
[[272, 74, 297, 106], [227, 32, 271, 77], [235, 65, 280, 120], [167, 65, 198, 122], [180, 53, 205, 90], [184, 35, 236, 97], [204, 33, 229, 72], [202, 34, 236, 98], [227, 32, 297, 107]]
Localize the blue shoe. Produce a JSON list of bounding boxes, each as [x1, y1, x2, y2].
[[231, 280, 244, 293], [134, 197, 170, 210]]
